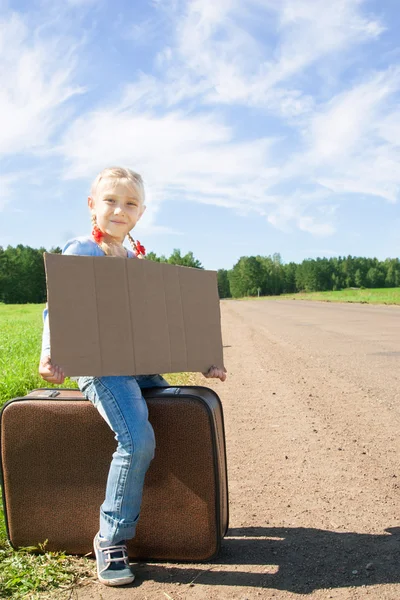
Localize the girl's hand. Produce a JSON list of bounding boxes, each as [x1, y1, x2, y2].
[[39, 355, 66, 385], [202, 365, 227, 382]]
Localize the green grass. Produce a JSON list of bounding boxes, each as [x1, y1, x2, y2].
[[235, 287, 400, 305], [0, 485, 93, 599], [0, 303, 197, 598], [0, 537, 93, 599], [0, 304, 80, 409]]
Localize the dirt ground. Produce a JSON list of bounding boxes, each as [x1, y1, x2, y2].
[[70, 299, 400, 600]]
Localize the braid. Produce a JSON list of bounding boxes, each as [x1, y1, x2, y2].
[[91, 213, 97, 231], [91, 214, 110, 255], [128, 232, 146, 258], [127, 232, 137, 254]]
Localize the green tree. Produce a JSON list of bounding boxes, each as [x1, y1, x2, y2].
[[217, 269, 231, 298], [295, 260, 319, 292], [0, 246, 7, 302], [255, 254, 284, 295], [355, 268, 364, 288], [366, 266, 384, 288], [383, 258, 400, 288], [168, 249, 203, 268], [146, 251, 168, 263], [228, 256, 265, 298], [0, 245, 47, 303], [146, 250, 202, 267], [282, 262, 297, 293]]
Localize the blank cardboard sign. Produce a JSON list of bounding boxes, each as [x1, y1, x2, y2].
[[44, 253, 224, 376]]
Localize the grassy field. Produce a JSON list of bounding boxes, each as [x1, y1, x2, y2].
[[242, 287, 400, 305], [0, 304, 78, 409], [0, 303, 195, 598]]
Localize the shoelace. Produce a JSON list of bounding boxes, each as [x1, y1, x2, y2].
[[102, 543, 129, 567]]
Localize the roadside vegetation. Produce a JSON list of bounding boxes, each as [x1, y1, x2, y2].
[[238, 287, 400, 305], [277, 287, 400, 305]]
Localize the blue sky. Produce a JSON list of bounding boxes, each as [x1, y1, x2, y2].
[[1, 0, 400, 270]]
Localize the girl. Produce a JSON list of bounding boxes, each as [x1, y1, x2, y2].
[[39, 167, 226, 587]]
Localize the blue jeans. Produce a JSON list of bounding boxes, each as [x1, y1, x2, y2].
[[78, 374, 169, 543]]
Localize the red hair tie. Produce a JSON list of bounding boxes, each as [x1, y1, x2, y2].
[[134, 241, 146, 257], [92, 225, 104, 243]]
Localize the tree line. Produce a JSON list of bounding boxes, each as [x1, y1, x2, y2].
[[0, 245, 399, 304], [217, 254, 400, 298], [0, 245, 203, 304]]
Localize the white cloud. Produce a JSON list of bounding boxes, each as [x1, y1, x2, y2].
[[298, 216, 335, 236], [295, 69, 400, 204], [263, 0, 384, 84], [120, 0, 312, 116], [378, 110, 400, 147], [143, 0, 384, 117], [60, 111, 232, 178], [0, 12, 84, 156], [58, 106, 281, 224], [55, 0, 395, 238], [308, 69, 400, 163], [267, 189, 338, 235], [1, 0, 397, 243]]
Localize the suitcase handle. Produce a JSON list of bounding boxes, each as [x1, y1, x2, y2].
[[37, 390, 61, 398]]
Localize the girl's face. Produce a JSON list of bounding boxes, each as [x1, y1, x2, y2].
[[88, 178, 145, 243]]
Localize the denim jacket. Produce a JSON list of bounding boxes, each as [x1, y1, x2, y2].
[[41, 236, 135, 359]]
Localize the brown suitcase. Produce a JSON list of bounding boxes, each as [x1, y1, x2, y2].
[[0, 386, 228, 561]]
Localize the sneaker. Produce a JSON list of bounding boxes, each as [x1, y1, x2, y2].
[[93, 532, 135, 586]]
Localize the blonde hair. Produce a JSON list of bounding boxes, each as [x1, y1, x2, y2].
[[90, 167, 145, 257], [90, 166, 145, 204]]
